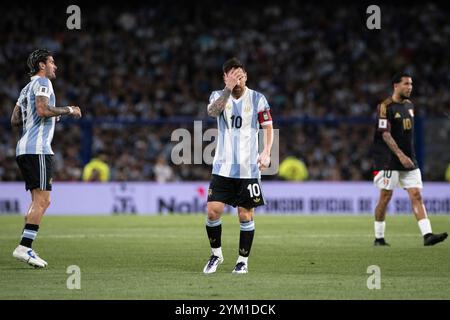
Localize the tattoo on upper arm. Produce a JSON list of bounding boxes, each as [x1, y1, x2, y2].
[[207, 89, 231, 117], [36, 95, 49, 104], [36, 96, 50, 111]]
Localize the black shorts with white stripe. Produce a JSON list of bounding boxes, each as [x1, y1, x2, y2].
[[16, 154, 54, 191]]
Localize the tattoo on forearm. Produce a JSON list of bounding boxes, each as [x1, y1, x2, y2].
[[36, 96, 71, 117], [207, 88, 231, 117], [11, 105, 22, 127], [47, 106, 71, 116], [382, 132, 404, 157]]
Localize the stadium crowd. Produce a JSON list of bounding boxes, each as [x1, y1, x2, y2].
[[0, 2, 449, 182]]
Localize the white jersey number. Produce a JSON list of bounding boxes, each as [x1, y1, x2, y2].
[[247, 183, 261, 197]]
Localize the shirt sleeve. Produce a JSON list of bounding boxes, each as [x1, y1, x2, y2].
[[208, 91, 221, 105], [376, 102, 392, 132], [16, 88, 26, 106], [257, 94, 272, 126], [257, 94, 270, 112], [33, 78, 51, 98]]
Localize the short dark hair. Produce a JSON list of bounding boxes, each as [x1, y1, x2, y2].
[[222, 57, 245, 74], [27, 49, 52, 76], [391, 72, 412, 85]]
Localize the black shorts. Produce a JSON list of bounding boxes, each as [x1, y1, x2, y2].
[[207, 174, 265, 209], [16, 154, 54, 191]]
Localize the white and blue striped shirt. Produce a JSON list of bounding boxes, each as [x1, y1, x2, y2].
[[16, 76, 56, 156], [208, 87, 271, 179]]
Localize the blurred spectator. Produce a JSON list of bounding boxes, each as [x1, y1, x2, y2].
[[446, 164, 450, 183], [0, 2, 449, 182], [278, 156, 308, 181], [154, 155, 174, 183], [82, 152, 110, 182]]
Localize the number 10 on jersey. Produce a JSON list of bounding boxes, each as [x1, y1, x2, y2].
[[230, 115, 242, 128]]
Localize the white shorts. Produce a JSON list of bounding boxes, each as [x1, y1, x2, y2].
[[373, 169, 423, 190]]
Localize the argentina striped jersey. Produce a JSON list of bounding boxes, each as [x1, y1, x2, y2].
[[16, 75, 56, 156], [208, 87, 272, 179]]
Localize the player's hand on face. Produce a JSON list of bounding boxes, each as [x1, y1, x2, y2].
[[224, 69, 245, 91], [70, 106, 82, 119], [258, 151, 271, 171], [236, 71, 246, 86], [399, 154, 414, 169]]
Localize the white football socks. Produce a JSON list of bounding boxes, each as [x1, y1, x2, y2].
[[418, 218, 432, 236], [211, 247, 223, 259], [236, 255, 248, 265], [374, 221, 386, 239]]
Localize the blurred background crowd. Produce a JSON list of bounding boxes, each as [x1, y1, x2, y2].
[[1, 1, 449, 183]]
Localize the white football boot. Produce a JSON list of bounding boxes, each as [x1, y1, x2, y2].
[[232, 261, 248, 274], [13, 245, 47, 268], [203, 255, 223, 274]]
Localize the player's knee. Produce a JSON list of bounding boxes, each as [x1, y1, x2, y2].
[[36, 196, 51, 210], [207, 205, 222, 220], [380, 191, 393, 204], [42, 199, 51, 210], [45, 197, 51, 209], [238, 208, 253, 221], [239, 214, 253, 223], [409, 189, 422, 203], [380, 197, 391, 206], [207, 211, 221, 221]]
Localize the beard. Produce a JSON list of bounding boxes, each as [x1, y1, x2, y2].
[[400, 92, 411, 100], [47, 71, 56, 79], [233, 85, 244, 97]]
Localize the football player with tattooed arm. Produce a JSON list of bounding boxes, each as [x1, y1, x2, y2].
[[203, 58, 273, 274], [10, 49, 82, 268], [372, 72, 447, 247]]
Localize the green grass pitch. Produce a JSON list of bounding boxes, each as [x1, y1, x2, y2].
[[0, 214, 449, 299]]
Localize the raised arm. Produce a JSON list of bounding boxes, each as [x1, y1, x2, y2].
[[207, 88, 231, 117], [207, 69, 244, 117]]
